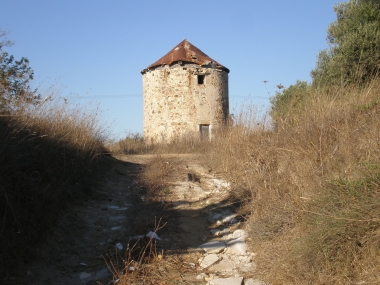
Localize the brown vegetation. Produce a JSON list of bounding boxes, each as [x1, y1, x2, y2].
[[203, 80, 380, 284], [115, 79, 380, 284], [0, 98, 108, 279], [3, 78, 379, 285], [109, 133, 209, 156]]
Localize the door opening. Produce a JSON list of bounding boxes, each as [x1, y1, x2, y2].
[[199, 124, 210, 139]]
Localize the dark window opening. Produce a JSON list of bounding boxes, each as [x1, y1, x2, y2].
[[198, 75, 205, 85], [199, 124, 210, 139]]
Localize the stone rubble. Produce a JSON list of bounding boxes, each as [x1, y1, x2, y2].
[[109, 161, 266, 285], [176, 163, 266, 285], [206, 277, 244, 285], [244, 278, 267, 285], [199, 254, 220, 269]]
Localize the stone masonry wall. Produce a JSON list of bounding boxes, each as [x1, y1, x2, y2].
[[143, 63, 229, 143]]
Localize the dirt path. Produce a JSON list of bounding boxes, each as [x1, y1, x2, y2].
[[120, 154, 264, 285], [7, 158, 142, 285], [7, 154, 264, 285]]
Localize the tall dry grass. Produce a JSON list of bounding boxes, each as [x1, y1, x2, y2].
[[109, 132, 210, 155], [0, 96, 108, 279], [204, 80, 380, 284]]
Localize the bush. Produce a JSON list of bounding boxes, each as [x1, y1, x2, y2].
[[270, 80, 310, 124]]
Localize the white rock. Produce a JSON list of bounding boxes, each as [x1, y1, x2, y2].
[[209, 259, 235, 272], [238, 255, 251, 263], [200, 254, 219, 269], [238, 262, 257, 272], [226, 236, 247, 255], [244, 278, 266, 285], [222, 214, 238, 224], [206, 277, 243, 285], [199, 241, 226, 253], [232, 229, 247, 239], [116, 243, 123, 250]]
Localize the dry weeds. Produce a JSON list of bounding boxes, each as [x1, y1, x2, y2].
[[109, 133, 210, 156], [203, 79, 380, 284], [0, 96, 108, 280], [111, 80, 380, 284]]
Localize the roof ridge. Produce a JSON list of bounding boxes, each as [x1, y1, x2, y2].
[[142, 39, 229, 73]]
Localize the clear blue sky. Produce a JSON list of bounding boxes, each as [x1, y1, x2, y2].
[[1, 0, 339, 139]]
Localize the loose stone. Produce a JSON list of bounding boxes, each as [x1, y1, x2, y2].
[[244, 278, 266, 285], [206, 276, 243, 285], [200, 254, 219, 269]]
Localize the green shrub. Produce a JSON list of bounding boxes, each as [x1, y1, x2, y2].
[[270, 80, 310, 124]]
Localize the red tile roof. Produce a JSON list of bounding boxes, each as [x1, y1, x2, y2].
[[142, 39, 229, 73]]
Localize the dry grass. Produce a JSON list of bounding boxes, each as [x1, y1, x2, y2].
[[202, 80, 380, 284], [0, 96, 108, 279], [109, 80, 380, 284], [106, 155, 190, 285], [109, 132, 210, 155], [106, 218, 169, 285]]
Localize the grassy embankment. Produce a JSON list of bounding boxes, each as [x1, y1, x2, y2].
[[114, 80, 380, 284], [206, 80, 380, 284], [0, 97, 108, 279]]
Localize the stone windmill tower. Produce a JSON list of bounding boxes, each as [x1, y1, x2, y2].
[[141, 39, 229, 143]]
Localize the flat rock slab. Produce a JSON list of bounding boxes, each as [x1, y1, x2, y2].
[[244, 278, 266, 285], [206, 277, 243, 285], [209, 259, 236, 273], [200, 254, 219, 269], [231, 229, 247, 239], [208, 208, 237, 224], [199, 240, 226, 253]]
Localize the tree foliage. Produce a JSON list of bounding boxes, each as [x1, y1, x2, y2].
[[311, 0, 380, 86], [270, 80, 311, 123], [0, 30, 38, 111]]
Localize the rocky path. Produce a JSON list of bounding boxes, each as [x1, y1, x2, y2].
[[7, 155, 266, 285], [156, 159, 266, 285]]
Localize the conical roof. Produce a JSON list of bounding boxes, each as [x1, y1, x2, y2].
[[142, 39, 229, 73]]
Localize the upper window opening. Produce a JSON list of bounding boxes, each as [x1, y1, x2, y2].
[[198, 75, 205, 85]]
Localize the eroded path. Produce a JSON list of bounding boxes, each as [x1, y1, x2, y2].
[[7, 154, 265, 285], [123, 154, 265, 285]]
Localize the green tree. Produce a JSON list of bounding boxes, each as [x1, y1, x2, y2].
[[0, 30, 38, 111], [312, 0, 380, 86], [270, 80, 310, 123]]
